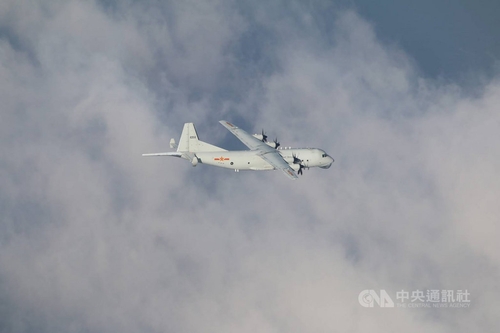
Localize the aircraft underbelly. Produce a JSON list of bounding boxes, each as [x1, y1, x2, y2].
[[196, 151, 273, 170]]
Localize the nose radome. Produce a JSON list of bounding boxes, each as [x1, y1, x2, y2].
[[327, 157, 334, 168], [320, 157, 334, 169]]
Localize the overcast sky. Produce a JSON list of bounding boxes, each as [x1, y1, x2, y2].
[[1, 1, 499, 332]]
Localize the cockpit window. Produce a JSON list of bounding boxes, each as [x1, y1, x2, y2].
[[322, 153, 327, 157]]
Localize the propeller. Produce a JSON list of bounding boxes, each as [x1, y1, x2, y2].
[[273, 137, 280, 149], [292, 153, 305, 175], [261, 129, 268, 142], [292, 153, 302, 164]]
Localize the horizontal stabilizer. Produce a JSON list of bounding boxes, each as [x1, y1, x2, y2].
[[142, 152, 183, 157]]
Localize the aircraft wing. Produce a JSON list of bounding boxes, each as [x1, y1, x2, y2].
[[258, 151, 299, 180], [219, 120, 271, 151], [219, 120, 298, 180]]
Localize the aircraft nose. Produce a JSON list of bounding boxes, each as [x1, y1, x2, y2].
[[321, 156, 334, 169], [326, 156, 334, 168]]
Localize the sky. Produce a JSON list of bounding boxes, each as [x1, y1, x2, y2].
[[352, 0, 500, 84], [1, 0, 499, 332]]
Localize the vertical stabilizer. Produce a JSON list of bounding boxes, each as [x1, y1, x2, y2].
[[176, 123, 226, 152], [177, 123, 196, 152]]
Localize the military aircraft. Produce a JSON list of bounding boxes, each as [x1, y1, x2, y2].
[[142, 120, 334, 180]]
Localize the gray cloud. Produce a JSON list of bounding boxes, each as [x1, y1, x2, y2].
[[1, 1, 498, 332]]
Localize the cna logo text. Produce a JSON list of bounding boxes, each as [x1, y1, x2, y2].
[[358, 289, 471, 308]]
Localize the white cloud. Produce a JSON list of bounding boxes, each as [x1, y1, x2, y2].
[[0, 1, 498, 332]]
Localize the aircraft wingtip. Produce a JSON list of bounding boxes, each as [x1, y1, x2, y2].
[[220, 120, 236, 128]]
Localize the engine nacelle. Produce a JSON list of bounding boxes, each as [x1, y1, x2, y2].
[[289, 163, 300, 172], [253, 133, 279, 148], [253, 134, 264, 141], [191, 156, 199, 166]]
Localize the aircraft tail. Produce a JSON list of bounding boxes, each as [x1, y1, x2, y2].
[[177, 123, 226, 153]]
